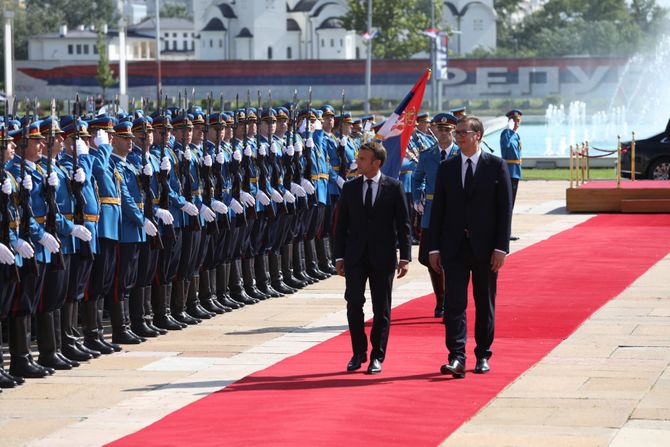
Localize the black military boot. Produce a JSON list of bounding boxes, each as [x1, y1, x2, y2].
[[60, 301, 94, 361], [243, 257, 270, 300], [317, 236, 337, 275], [172, 279, 201, 325], [216, 263, 242, 309], [294, 240, 316, 284], [130, 287, 160, 338], [144, 286, 167, 335], [208, 268, 233, 312], [306, 238, 329, 280], [111, 295, 142, 344], [97, 299, 122, 352], [256, 254, 283, 298], [0, 323, 19, 388], [153, 283, 185, 330], [282, 243, 306, 289], [270, 251, 297, 295], [198, 270, 225, 314], [8, 315, 49, 379], [71, 301, 101, 358], [186, 275, 215, 319], [83, 300, 114, 354], [36, 311, 72, 370], [123, 295, 146, 342], [229, 259, 258, 305], [53, 308, 80, 366]]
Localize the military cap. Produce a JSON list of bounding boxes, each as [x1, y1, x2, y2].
[[275, 107, 289, 120], [23, 121, 46, 139], [152, 116, 173, 130], [132, 117, 153, 134], [19, 115, 35, 128], [336, 112, 353, 124], [320, 105, 336, 117], [297, 108, 318, 120], [207, 112, 223, 127], [450, 106, 467, 117], [432, 113, 458, 128], [172, 115, 193, 129], [417, 112, 430, 122], [113, 121, 135, 138], [191, 111, 206, 126], [0, 126, 14, 141], [223, 112, 235, 126], [361, 114, 374, 122], [506, 109, 523, 119], [7, 119, 21, 131], [39, 117, 64, 135], [59, 116, 89, 139], [352, 117, 362, 126], [260, 108, 276, 122], [245, 108, 258, 122], [88, 114, 116, 133]]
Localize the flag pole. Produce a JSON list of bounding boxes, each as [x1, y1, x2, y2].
[[364, 0, 372, 114]]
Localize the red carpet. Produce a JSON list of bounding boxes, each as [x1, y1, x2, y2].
[[109, 214, 670, 447]]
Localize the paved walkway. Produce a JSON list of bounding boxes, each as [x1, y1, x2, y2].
[[1, 180, 668, 446]]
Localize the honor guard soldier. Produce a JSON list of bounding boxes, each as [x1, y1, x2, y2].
[[406, 112, 436, 242], [7, 122, 62, 379], [85, 114, 125, 353], [413, 113, 460, 318], [450, 106, 467, 119], [500, 109, 522, 241]]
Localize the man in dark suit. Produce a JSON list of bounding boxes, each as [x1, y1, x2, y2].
[[334, 141, 411, 375], [428, 116, 512, 378]]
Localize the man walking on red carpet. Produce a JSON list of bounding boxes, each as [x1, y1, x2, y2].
[[334, 141, 412, 375], [428, 116, 513, 378]]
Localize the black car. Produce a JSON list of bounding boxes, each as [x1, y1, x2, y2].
[[620, 119, 670, 180]]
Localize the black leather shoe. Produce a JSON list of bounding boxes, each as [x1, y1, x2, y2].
[[366, 358, 382, 374], [474, 358, 490, 374], [510, 236, 519, 241], [440, 359, 466, 378], [434, 308, 444, 318], [346, 353, 367, 372]]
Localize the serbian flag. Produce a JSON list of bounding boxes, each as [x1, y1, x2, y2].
[[377, 68, 431, 178]]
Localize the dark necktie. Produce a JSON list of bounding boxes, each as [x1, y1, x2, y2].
[[464, 159, 474, 194], [441, 150, 446, 161], [364, 179, 373, 214]]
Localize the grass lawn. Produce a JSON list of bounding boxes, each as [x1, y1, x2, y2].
[[523, 168, 616, 180]]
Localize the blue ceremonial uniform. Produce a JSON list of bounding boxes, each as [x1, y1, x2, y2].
[[326, 134, 357, 196], [110, 153, 146, 243], [500, 128, 522, 180], [412, 143, 460, 229], [151, 143, 187, 228], [37, 158, 76, 254], [90, 142, 121, 241], [302, 129, 328, 205]]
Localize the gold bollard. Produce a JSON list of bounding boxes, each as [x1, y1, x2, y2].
[[569, 145, 574, 189], [580, 143, 586, 185], [585, 141, 590, 181], [631, 131, 636, 181], [616, 135, 621, 188]]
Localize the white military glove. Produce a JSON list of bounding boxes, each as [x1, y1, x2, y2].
[[294, 140, 303, 153], [285, 145, 295, 156], [70, 224, 92, 242], [258, 143, 268, 156], [203, 154, 213, 167], [270, 142, 279, 154], [255, 190, 270, 206], [199, 204, 216, 223], [93, 129, 109, 146], [182, 148, 193, 161], [233, 149, 242, 161], [414, 201, 424, 214], [155, 208, 174, 225], [143, 163, 153, 176], [181, 202, 199, 216], [305, 138, 314, 148], [16, 238, 34, 259], [301, 178, 315, 195], [283, 190, 296, 204], [216, 151, 225, 164], [160, 156, 171, 172], [298, 119, 307, 133], [211, 199, 228, 214], [339, 136, 348, 147], [291, 182, 306, 197], [143, 218, 158, 237], [239, 191, 255, 207], [47, 171, 60, 188], [2, 177, 12, 195], [0, 243, 15, 265], [349, 162, 358, 171], [336, 177, 345, 189], [270, 189, 284, 203], [72, 167, 85, 184], [314, 119, 322, 130], [229, 198, 244, 214], [75, 138, 89, 155], [38, 232, 60, 254], [22, 175, 33, 191], [244, 145, 252, 157]]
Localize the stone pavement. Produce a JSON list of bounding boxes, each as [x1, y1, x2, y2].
[[1, 180, 668, 446]]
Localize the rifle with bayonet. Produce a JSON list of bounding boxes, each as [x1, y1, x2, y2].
[[267, 90, 287, 216], [303, 87, 316, 207], [255, 90, 275, 219], [44, 98, 65, 270], [281, 92, 296, 215], [71, 95, 94, 261], [179, 92, 201, 231], [157, 92, 176, 241], [18, 100, 39, 275], [231, 94, 247, 227], [213, 93, 230, 230], [241, 91, 257, 221], [201, 93, 219, 235], [0, 99, 19, 282], [140, 98, 163, 250], [289, 94, 307, 211], [337, 90, 349, 181]]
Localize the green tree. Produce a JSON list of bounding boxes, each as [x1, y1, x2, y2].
[[341, 0, 442, 59], [160, 2, 192, 20], [95, 32, 116, 100]]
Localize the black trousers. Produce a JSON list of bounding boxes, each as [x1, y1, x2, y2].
[[344, 251, 396, 362], [178, 229, 202, 280], [0, 266, 18, 319], [511, 178, 519, 209], [442, 239, 496, 364], [155, 228, 182, 285], [67, 253, 94, 303], [41, 254, 72, 312], [136, 242, 160, 287], [89, 238, 118, 302], [113, 243, 141, 300], [12, 262, 46, 316]]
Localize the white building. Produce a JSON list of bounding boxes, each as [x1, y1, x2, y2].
[[443, 0, 497, 55]]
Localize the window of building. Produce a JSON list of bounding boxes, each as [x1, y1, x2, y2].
[[473, 19, 484, 31], [183, 40, 188, 50], [183, 32, 188, 38], [356, 47, 360, 59], [173, 32, 177, 38], [165, 32, 169, 37], [340, 39, 343, 47], [68, 44, 73, 54], [330, 38, 334, 47], [172, 40, 177, 50], [83, 44, 89, 54], [93, 44, 98, 54], [287, 46, 292, 59], [210, 39, 213, 48], [267, 46, 273, 59], [76, 44, 82, 54], [321, 39, 324, 47], [219, 39, 223, 48]]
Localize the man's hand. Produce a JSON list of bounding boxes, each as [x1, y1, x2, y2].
[[396, 260, 409, 279], [490, 250, 506, 272], [429, 252, 442, 274], [335, 259, 345, 277]]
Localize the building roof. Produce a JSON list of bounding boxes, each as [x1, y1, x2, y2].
[[202, 18, 226, 32], [312, 1, 340, 18], [286, 18, 301, 31], [236, 27, 253, 38], [217, 3, 237, 19], [291, 0, 319, 12], [130, 17, 194, 32], [316, 17, 343, 30], [32, 29, 151, 40]]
